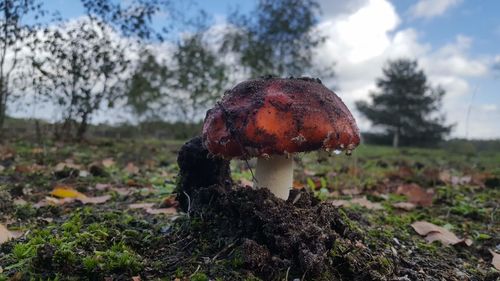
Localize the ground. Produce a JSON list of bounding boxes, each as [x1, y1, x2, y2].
[[0, 137, 499, 280]]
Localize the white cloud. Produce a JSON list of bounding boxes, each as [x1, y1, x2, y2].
[[313, 0, 497, 139], [410, 0, 462, 19]]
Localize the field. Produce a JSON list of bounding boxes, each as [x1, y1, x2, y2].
[[0, 137, 499, 280]]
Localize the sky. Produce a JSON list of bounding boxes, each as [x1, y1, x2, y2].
[[9, 0, 500, 139]]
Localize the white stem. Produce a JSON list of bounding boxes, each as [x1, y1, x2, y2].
[[254, 155, 293, 200]]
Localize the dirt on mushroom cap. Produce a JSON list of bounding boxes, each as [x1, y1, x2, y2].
[[202, 77, 360, 158]]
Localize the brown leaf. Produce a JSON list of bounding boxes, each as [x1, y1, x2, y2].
[[238, 178, 253, 187], [393, 202, 416, 211], [489, 250, 500, 270], [35, 194, 110, 207], [79, 195, 111, 204], [129, 203, 155, 209], [15, 164, 44, 174], [0, 165, 5, 172], [161, 196, 179, 208], [0, 224, 22, 245], [132, 276, 141, 281], [101, 158, 115, 168], [0, 224, 15, 245], [292, 181, 304, 190], [125, 162, 139, 175], [112, 187, 133, 196], [31, 147, 44, 154], [451, 175, 471, 186], [54, 160, 82, 172], [411, 221, 471, 246], [146, 207, 177, 215], [330, 197, 382, 210], [95, 183, 112, 191], [129, 203, 177, 215], [396, 183, 433, 206], [341, 188, 361, 196], [13, 198, 28, 206], [0, 146, 15, 161], [439, 170, 451, 184]]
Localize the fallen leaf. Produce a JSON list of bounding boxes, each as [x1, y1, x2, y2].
[[350, 197, 383, 210], [489, 250, 500, 270], [396, 183, 433, 206], [330, 197, 382, 210], [13, 198, 28, 206], [0, 146, 15, 160], [146, 208, 177, 215], [129, 203, 155, 209], [35, 194, 111, 207], [54, 161, 82, 172], [132, 276, 142, 281], [0, 224, 21, 245], [51, 186, 87, 199], [411, 221, 472, 246], [95, 183, 112, 191], [0, 165, 4, 172], [101, 158, 115, 168], [14, 164, 44, 174], [341, 188, 361, 196], [303, 169, 315, 176], [129, 203, 177, 215], [31, 147, 44, 154], [451, 175, 471, 186], [125, 162, 139, 174], [439, 170, 452, 184], [292, 181, 304, 190], [79, 195, 111, 204], [161, 196, 179, 208], [393, 202, 416, 211], [111, 187, 133, 196], [238, 178, 253, 187], [0, 224, 15, 244]]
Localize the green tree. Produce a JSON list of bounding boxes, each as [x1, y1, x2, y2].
[[125, 32, 228, 123], [356, 59, 452, 147], [222, 0, 325, 77], [32, 18, 128, 139], [126, 53, 165, 122]]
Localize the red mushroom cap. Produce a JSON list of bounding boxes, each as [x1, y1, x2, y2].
[[202, 77, 360, 158]]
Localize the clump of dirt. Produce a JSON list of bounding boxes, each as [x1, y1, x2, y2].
[[176, 137, 491, 281]]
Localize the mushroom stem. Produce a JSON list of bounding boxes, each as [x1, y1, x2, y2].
[[254, 155, 293, 200]]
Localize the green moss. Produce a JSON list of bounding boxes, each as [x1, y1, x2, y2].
[[190, 272, 209, 281], [91, 243, 143, 273]]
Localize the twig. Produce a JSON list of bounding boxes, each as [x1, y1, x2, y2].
[[211, 242, 236, 262], [284, 267, 290, 281], [189, 265, 201, 278], [183, 191, 192, 217]]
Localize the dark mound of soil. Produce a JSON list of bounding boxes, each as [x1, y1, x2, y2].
[[176, 137, 488, 281]]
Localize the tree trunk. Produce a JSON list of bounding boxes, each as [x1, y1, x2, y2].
[[392, 130, 399, 148], [76, 113, 89, 140], [0, 81, 5, 135], [0, 99, 5, 135]]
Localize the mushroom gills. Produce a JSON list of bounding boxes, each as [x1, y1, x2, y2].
[[254, 154, 293, 200]]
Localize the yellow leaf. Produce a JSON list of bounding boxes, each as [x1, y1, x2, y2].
[[51, 186, 87, 199]]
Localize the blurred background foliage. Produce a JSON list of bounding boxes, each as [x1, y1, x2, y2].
[[0, 0, 494, 149]]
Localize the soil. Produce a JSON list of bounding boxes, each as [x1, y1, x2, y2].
[[175, 136, 499, 281]]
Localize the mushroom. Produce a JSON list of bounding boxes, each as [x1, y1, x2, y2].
[[202, 77, 360, 199]]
